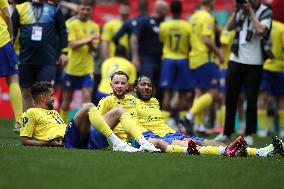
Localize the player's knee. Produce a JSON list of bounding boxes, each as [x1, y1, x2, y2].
[[82, 103, 96, 110]]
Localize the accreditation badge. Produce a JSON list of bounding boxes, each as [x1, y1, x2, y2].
[[31, 26, 43, 41]]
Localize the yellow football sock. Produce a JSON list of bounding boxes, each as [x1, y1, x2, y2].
[[220, 105, 226, 125], [267, 116, 274, 130], [120, 112, 143, 140], [215, 108, 222, 126], [195, 112, 204, 125], [179, 111, 187, 118], [190, 93, 213, 115], [162, 110, 170, 124], [88, 107, 113, 137], [9, 82, 23, 123], [60, 109, 69, 124], [247, 147, 257, 156], [257, 109, 267, 130], [199, 146, 222, 155], [166, 145, 187, 154], [278, 110, 284, 130]]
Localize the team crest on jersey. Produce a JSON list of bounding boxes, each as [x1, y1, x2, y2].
[[132, 20, 137, 26], [23, 117, 28, 124], [43, 7, 50, 15], [129, 99, 136, 106]]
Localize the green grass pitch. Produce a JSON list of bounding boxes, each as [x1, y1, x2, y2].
[[0, 119, 283, 189]]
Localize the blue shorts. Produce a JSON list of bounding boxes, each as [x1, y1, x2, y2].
[[192, 62, 219, 89], [62, 73, 94, 90], [0, 41, 18, 77], [64, 119, 108, 149], [260, 70, 284, 96], [160, 59, 194, 91], [219, 69, 227, 93], [19, 64, 56, 88], [132, 131, 205, 148], [163, 132, 205, 144]]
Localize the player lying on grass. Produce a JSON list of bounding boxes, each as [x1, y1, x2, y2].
[[19, 81, 143, 152], [98, 71, 247, 156], [133, 75, 284, 157], [98, 71, 195, 154]]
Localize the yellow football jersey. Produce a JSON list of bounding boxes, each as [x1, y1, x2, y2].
[[136, 98, 175, 137], [98, 57, 137, 94], [220, 29, 235, 69], [159, 19, 190, 59], [20, 108, 66, 141], [98, 95, 147, 141], [66, 17, 100, 76], [189, 10, 215, 69], [0, 0, 10, 48], [264, 20, 284, 72], [101, 19, 129, 58]]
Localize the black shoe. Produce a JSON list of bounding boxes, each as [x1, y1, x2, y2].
[[238, 140, 248, 157], [179, 117, 194, 135], [272, 136, 284, 158]]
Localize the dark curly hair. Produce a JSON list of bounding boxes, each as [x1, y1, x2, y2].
[[31, 81, 53, 100], [133, 75, 151, 88]]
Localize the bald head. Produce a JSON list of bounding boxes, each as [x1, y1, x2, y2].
[[154, 0, 169, 18], [200, 0, 215, 5], [200, 0, 215, 10]]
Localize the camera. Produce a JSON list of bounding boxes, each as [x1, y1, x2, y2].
[[246, 30, 253, 42], [236, 0, 247, 4]]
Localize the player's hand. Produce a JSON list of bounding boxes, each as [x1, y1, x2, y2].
[[88, 33, 100, 43], [50, 140, 64, 147], [57, 53, 68, 66], [241, 0, 253, 15]]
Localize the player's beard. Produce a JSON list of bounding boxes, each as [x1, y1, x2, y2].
[[113, 89, 126, 99], [135, 90, 152, 101], [46, 102, 54, 110]]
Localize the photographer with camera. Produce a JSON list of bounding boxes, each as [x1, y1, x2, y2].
[[215, 0, 273, 145]]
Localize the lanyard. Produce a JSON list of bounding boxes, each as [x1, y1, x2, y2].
[[32, 4, 43, 25]]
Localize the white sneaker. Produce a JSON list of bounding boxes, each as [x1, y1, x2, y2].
[[13, 122, 20, 134], [244, 135, 254, 146], [168, 118, 179, 131], [263, 144, 275, 157], [214, 133, 230, 142], [139, 142, 161, 152], [113, 143, 140, 152], [258, 129, 268, 138]]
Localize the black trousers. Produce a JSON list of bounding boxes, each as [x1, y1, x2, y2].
[[224, 61, 263, 136]]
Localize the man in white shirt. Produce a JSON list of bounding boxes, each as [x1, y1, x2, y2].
[[215, 0, 272, 145]]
